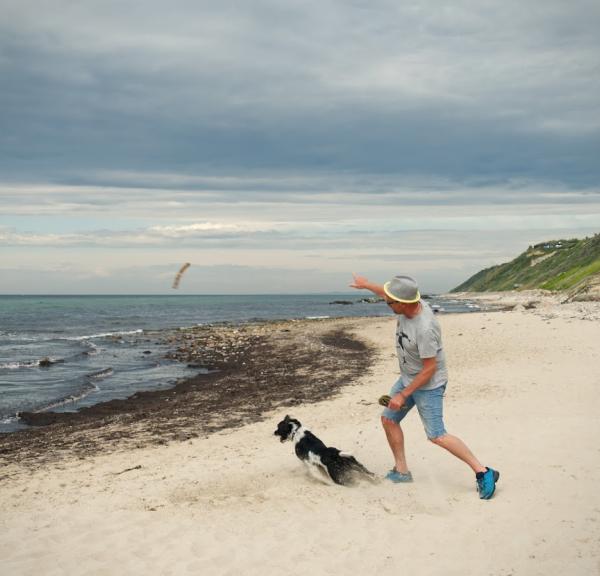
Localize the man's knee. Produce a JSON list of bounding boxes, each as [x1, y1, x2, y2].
[[428, 433, 448, 445], [381, 415, 399, 429]]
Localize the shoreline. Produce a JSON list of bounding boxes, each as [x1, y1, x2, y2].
[[3, 288, 596, 445], [1, 315, 377, 431], [0, 317, 377, 468]]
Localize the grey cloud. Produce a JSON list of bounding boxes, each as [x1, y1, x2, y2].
[[1, 178, 599, 222], [1, 214, 598, 249], [1, 1, 599, 186], [0, 223, 283, 247]]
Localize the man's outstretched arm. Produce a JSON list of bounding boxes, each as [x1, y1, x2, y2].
[[349, 273, 387, 298]]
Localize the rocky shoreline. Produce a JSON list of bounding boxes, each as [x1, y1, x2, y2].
[[0, 317, 376, 468]]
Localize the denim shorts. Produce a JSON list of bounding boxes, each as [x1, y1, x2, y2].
[[381, 377, 447, 439]]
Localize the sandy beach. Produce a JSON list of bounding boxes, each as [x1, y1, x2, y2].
[[1, 297, 599, 575]]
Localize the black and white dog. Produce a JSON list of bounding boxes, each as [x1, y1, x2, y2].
[[274, 415, 375, 486]]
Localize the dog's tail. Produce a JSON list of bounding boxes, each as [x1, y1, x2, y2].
[[323, 449, 376, 485], [343, 454, 376, 477]]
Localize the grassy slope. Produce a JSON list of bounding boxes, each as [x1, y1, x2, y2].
[[451, 234, 600, 292]]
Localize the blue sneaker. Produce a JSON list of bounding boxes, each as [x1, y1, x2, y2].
[[476, 467, 500, 499], [385, 469, 413, 483]]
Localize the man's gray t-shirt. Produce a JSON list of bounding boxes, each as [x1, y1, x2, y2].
[[395, 301, 448, 390]]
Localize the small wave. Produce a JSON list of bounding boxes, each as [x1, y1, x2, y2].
[[0, 357, 64, 369], [1, 414, 19, 425], [34, 383, 100, 412], [2, 330, 142, 343], [0, 334, 46, 342], [77, 340, 99, 356], [66, 329, 143, 341], [0, 360, 39, 369], [86, 367, 114, 380], [60, 340, 99, 362], [305, 315, 330, 320]]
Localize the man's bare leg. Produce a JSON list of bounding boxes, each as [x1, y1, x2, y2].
[[381, 416, 410, 474], [430, 433, 486, 474]]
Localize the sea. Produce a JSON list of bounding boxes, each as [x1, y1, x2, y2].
[[0, 294, 480, 433]]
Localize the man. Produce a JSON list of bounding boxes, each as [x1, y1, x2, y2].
[[350, 273, 499, 499]]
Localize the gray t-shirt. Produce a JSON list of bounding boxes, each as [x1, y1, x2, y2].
[[395, 301, 448, 390]]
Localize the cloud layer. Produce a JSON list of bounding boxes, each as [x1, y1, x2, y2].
[[1, 1, 599, 293], [2, 0, 600, 181]]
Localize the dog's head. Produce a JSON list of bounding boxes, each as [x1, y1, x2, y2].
[[274, 415, 301, 442]]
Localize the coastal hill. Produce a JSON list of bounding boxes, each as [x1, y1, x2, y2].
[[451, 233, 600, 300]]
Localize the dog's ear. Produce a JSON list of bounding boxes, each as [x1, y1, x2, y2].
[[284, 415, 290, 421]]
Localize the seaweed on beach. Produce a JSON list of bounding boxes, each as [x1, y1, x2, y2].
[[0, 319, 375, 468]]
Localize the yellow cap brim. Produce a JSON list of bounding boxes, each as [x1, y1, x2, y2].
[[383, 281, 421, 304]]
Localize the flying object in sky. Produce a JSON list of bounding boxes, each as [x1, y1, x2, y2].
[[172, 263, 191, 289]]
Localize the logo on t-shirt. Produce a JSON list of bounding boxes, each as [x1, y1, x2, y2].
[[397, 331, 411, 364], [397, 331, 410, 350]]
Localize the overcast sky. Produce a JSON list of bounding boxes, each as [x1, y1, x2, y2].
[[1, 0, 599, 294]]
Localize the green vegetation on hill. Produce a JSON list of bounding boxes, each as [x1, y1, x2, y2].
[[451, 234, 600, 293]]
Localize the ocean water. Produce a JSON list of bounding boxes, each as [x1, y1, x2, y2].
[[0, 294, 479, 432]]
